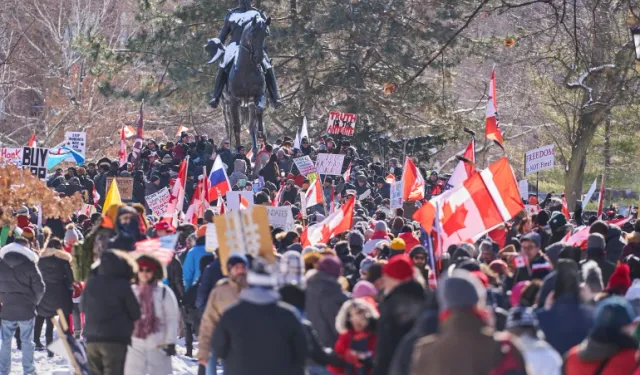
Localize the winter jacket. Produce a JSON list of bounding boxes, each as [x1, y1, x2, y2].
[[373, 281, 425, 375], [196, 259, 224, 313], [376, 182, 390, 200], [229, 159, 248, 188], [213, 288, 308, 375], [0, 243, 45, 321], [259, 160, 280, 186], [565, 335, 638, 375], [398, 232, 420, 253], [166, 254, 184, 305], [217, 147, 234, 173], [388, 309, 439, 375], [410, 311, 528, 375], [513, 252, 552, 283], [536, 294, 594, 355], [622, 232, 640, 259], [129, 282, 179, 349], [37, 248, 74, 317], [198, 278, 243, 363], [580, 257, 616, 286], [305, 271, 349, 348], [605, 225, 626, 263], [183, 243, 208, 290], [514, 334, 562, 375], [332, 331, 377, 375], [301, 318, 346, 369], [80, 250, 141, 345]]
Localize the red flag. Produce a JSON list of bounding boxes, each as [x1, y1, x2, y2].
[[446, 139, 476, 191], [597, 174, 605, 217], [272, 184, 285, 207], [136, 101, 144, 139], [401, 157, 425, 201], [413, 202, 436, 234], [343, 163, 352, 183], [485, 70, 504, 149], [27, 131, 36, 147], [119, 127, 127, 166], [301, 196, 355, 246], [385, 174, 396, 184], [305, 178, 324, 208], [562, 194, 570, 220], [163, 157, 188, 226]]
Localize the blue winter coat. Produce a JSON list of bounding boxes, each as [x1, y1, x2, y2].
[[183, 244, 208, 291], [196, 259, 224, 313], [536, 294, 594, 355]]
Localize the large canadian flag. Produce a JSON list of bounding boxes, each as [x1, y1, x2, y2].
[[402, 157, 425, 201], [414, 157, 523, 250], [301, 196, 355, 246], [305, 178, 324, 208], [445, 139, 476, 191], [163, 157, 188, 227], [485, 70, 504, 149]]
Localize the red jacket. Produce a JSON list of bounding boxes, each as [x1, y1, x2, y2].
[[329, 330, 377, 375], [399, 232, 420, 253], [565, 345, 637, 375]]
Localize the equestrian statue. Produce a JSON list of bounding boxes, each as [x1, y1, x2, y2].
[[205, 0, 281, 152]]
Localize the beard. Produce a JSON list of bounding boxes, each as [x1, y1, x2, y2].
[[231, 274, 248, 287]]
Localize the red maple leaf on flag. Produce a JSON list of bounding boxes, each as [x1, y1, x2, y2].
[[442, 202, 468, 237]]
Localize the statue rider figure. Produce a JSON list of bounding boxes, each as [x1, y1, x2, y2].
[[208, 0, 281, 108]]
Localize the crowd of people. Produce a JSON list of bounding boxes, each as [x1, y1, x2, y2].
[[2, 131, 640, 375]]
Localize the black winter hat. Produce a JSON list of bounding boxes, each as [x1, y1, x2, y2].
[[536, 210, 550, 226]]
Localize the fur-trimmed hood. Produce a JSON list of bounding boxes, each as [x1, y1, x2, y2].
[[335, 298, 379, 334], [40, 248, 73, 263], [0, 243, 38, 265]]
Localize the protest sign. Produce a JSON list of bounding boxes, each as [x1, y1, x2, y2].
[[64, 131, 86, 158], [226, 191, 254, 211], [0, 148, 22, 166], [525, 204, 540, 215], [266, 206, 295, 231], [525, 145, 555, 176], [358, 189, 371, 200], [293, 156, 316, 176], [315, 154, 345, 175], [518, 180, 529, 200], [205, 223, 219, 252], [21, 147, 48, 179], [75, 204, 96, 217], [106, 177, 134, 201], [145, 187, 170, 216], [326, 111, 357, 136], [215, 206, 275, 275], [390, 180, 404, 210]]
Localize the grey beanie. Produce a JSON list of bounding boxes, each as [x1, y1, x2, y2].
[[545, 242, 566, 267], [374, 221, 388, 233], [582, 260, 604, 293], [437, 269, 486, 311], [586, 233, 606, 257], [348, 231, 365, 247]]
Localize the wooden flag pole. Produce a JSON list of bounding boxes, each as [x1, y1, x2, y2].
[[52, 309, 82, 375]]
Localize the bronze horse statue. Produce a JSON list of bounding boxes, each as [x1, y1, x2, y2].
[[205, 16, 271, 153]]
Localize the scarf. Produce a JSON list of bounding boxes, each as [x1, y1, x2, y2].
[[133, 283, 159, 339]]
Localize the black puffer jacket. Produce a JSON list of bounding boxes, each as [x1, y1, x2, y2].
[[37, 248, 74, 317], [80, 250, 141, 345], [305, 271, 349, 348], [373, 280, 426, 375], [0, 243, 45, 321]]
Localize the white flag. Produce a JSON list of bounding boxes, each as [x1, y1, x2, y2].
[[582, 177, 598, 208]]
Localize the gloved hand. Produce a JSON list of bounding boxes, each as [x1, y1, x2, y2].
[[161, 344, 176, 356]]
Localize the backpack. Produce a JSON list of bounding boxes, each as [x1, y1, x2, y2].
[[182, 277, 200, 308]]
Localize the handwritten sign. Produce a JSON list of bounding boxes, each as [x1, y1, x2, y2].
[[525, 145, 554, 176], [22, 147, 48, 179], [518, 180, 528, 200], [205, 223, 219, 252], [326, 111, 357, 136], [0, 148, 22, 166], [146, 187, 170, 216], [293, 156, 316, 176], [315, 154, 345, 175], [266, 206, 295, 231], [65, 131, 86, 157], [390, 180, 404, 210], [106, 177, 134, 201]]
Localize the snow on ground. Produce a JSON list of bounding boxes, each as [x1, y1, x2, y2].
[[1, 332, 224, 374]]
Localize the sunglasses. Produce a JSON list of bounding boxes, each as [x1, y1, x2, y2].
[[139, 267, 154, 273]]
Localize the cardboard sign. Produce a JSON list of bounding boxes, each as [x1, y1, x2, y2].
[[293, 156, 317, 176], [21, 147, 48, 179], [266, 206, 295, 231], [106, 177, 134, 201], [205, 223, 219, 252], [518, 180, 528, 200], [326, 111, 357, 136], [214, 206, 275, 275], [226, 191, 254, 211], [64, 131, 86, 158], [390, 180, 404, 210], [146, 187, 170, 216], [525, 145, 555, 176], [0, 147, 22, 166], [315, 154, 346, 175], [358, 189, 371, 200]]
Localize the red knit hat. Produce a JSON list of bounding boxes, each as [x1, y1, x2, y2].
[[606, 263, 631, 295], [382, 254, 414, 281]]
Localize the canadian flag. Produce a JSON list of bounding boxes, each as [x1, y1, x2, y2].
[[92, 185, 101, 206], [185, 173, 209, 225], [413, 157, 523, 251], [305, 178, 324, 208], [597, 174, 605, 217], [175, 125, 190, 137], [27, 131, 36, 147], [301, 196, 355, 246], [216, 196, 226, 214], [402, 157, 425, 201], [119, 127, 127, 166], [343, 163, 352, 183], [485, 69, 504, 149], [445, 139, 476, 191], [272, 184, 285, 207], [240, 195, 250, 210], [562, 194, 570, 220], [123, 125, 136, 139], [163, 157, 188, 226], [385, 174, 396, 184]]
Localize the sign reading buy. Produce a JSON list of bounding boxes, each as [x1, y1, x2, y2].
[[525, 144, 555, 176]]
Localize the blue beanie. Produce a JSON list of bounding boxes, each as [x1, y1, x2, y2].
[[591, 296, 635, 341], [227, 252, 248, 268]]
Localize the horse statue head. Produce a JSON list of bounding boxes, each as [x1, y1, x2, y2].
[[240, 15, 271, 66]]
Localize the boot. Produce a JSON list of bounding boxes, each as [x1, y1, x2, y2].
[[264, 67, 282, 108], [208, 68, 228, 108]]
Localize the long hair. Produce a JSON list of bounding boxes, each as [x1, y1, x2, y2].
[[554, 259, 580, 299]]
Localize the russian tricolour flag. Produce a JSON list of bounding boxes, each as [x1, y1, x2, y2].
[[208, 155, 231, 202]]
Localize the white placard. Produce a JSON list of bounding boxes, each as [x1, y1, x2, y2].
[[518, 180, 529, 200], [390, 180, 404, 210], [315, 154, 346, 175], [293, 156, 316, 176], [146, 187, 171, 217], [21, 147, 48, 179], [205, 223, 219, 252], [266, 206, 295, 231], [64, 131, 86, 159], [525, 145, 555, 176], [0, 148, 23, 166], [226, 191, 254, 211]]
